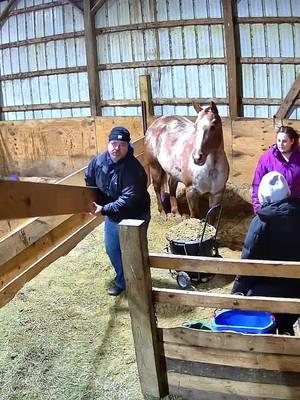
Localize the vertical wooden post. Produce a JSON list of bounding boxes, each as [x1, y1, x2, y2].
[[83, 0, 102, 117], [222, 0, 240, 117], [119, 220, 168, 399], [139, 75, 154, 129]]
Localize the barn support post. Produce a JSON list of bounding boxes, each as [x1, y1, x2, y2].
[[222, 0, 241, 117], [83, 0, 101, 117], [139, 75, 154, 129], [119, 220, 169, 400]]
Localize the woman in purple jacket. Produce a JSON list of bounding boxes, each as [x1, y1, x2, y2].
[[252, 125, 300, 213]]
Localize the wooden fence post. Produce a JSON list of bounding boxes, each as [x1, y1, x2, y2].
[[119, 219, 168, 399], [139, 75, 154, 129]]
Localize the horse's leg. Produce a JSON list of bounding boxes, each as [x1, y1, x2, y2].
[[149, 162, 166, 218], [168, 176, 180, 217], [186, 186, 200, 218], [208, 190, 224, 225]]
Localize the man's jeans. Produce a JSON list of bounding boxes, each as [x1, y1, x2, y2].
[[104, 216, 150, 290], [104, 217, 125, 289]]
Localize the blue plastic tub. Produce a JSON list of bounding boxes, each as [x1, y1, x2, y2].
[[211, 309, 275, 334]]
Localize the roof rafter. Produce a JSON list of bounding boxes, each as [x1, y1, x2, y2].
[[91, 0, 106, 16], [276, 73, 300, 120], [65, 0, 83, 12], [0, 0, 17, 26]]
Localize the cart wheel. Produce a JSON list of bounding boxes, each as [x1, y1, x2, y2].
[[176, 272, 192, 289]]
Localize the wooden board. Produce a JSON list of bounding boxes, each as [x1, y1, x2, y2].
[[160, 327, 300, 355], [149, 253, 300, 278], [231, 119, 300, 186], [0, 213, 102, 308], [161, 327, 300, 400], [0, 118, 97, 177], [153, 288, 300, 314], [0, 180, 101, 219], [0, 116, 145, 177], [168, 372, 300, 400]]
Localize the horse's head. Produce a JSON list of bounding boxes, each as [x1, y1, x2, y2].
[[192, 101, 223, 166]]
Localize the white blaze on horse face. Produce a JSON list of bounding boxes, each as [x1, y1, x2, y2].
[[193, 112, 212, 166]]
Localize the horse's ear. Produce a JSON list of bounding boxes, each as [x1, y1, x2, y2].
[[210, 101, 218, 114], [193, 103, 203, 114]]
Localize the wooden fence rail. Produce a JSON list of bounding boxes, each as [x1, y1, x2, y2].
[[120, 221, 300, 400]]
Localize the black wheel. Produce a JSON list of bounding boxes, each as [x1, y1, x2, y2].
[[176, 272, 192, 289]]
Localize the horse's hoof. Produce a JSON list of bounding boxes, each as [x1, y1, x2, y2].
[[159, 211, 167, 220], [167, 212, 181, 219]]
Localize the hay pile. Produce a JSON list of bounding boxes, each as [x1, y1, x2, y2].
[[166, 218, 216, 242]]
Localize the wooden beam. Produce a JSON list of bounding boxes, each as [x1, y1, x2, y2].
[[0, 213, 102, 308], [153, 288, 300, 314], [7, 1, 68, 17], [0, 0, 16, 25], [83, 0, 101, 117], [222, 0, 240, 117], [139, 75, 154, 129], [0, 101, 90, 112], [237, 16, 300, 24], [66, 0, 83, 12], [149, 253, 300, 279], [0, 66, 87, 81], [91, 0, 105, 16], [97, 58, 227, 70], [0, 31, 85, 50], [119, 220, 168, 398], [96, 17, 224, 34], [276, 73, 300, 120], [0, 181, 101, 219]]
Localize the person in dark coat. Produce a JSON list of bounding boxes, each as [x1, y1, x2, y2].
[[232, 171, 300, 335], [85, 126, 151, 296]]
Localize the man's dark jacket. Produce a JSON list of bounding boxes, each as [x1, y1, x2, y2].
[[232, 198, 300, 296], [85, 147, 150, 223]]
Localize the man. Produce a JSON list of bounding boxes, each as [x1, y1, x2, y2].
[[85, 126, 151, 296], [232, 171, 300, 335]]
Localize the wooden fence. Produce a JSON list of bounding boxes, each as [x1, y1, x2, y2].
[[0, 137, 147, 308], [120, 220, 300, 400]]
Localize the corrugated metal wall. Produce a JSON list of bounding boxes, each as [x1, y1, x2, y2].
[[96, 0, 228, 117], [238, 0, 300, 118], [0, 0, 89, 120], [0, 0, 299, 120]]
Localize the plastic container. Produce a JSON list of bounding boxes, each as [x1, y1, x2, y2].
[[211, 309, 276, 334], [168, 237, 215, 257], [182, 320, 212, 331]]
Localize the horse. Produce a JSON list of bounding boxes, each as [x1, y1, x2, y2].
[[144, 101, 229, 219]]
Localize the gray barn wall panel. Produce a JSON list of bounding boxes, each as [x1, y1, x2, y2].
[[0, 0, 298, 120], [0, 0, 88, 120], [96, 0, 227, 117], [237, 0, 300, 118]]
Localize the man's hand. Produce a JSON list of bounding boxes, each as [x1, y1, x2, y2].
[[88, 201, 103, 215]]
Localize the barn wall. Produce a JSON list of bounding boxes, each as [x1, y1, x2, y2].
[[237, 0, 300, 119], [1, 115, 299, 190], [0, 0, 299, 120], [0, 0, 89, 120], [0, 116, 143, 177]]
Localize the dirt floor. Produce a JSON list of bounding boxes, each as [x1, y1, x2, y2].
[[0, 183, 253, 400]]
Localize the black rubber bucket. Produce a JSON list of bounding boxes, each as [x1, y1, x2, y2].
[[168, 237, 216, 286], [168, 237, 215, 257]]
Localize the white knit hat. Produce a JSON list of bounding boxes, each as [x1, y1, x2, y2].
[[258, 172, 291, 205]]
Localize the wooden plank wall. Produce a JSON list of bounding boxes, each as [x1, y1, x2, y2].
[[0, 116, 144, 177], [160, 327, 300, 400], [231, 119, 300, 187]]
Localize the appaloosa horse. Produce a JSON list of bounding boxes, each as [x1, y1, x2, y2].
[[144, 101, 229, 218]]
